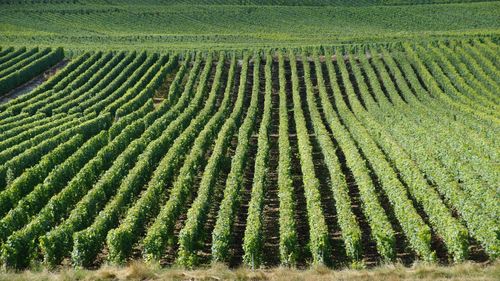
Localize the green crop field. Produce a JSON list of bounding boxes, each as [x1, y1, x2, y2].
[[0, 0, 499, 51], [0, 0, 498, 280]]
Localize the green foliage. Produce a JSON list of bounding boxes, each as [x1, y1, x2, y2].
[[210, 53, 259, 263], [115, 54, 178, 118], [289, 52, 330, 265], [242, 53, 271, 268], [0, 134, 85, 218], [0, 2, 498, 50], [0, 52, 90, 115], [72, 55, 205, 267], [332, 51, 435, 262], [0, 132, 108, 244], [143, 53, 233, 265], [0, 37, 498, 270], [78, 52, 149, 114], [175, 55, 239, 267], [276, 52, 299, 267], [39, 118, 147, 267], [0, 47, 40, 76], [0, 47, 63, 95], [107, 54, 225, 265], [301, 52, 363, 263]]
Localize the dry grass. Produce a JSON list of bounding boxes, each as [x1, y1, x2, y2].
[[0, 261, 498, 281]]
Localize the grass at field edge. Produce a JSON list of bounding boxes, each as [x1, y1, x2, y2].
[[0, 261, 498, 280]]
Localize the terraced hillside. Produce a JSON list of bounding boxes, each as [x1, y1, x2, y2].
[[0, 38, 498, 270]]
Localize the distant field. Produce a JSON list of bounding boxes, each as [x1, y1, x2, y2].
[[0, 1, 499, 51]]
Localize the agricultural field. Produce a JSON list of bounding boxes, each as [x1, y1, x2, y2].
[[0, 0, 499, 280], [0, 0, 499, 51]]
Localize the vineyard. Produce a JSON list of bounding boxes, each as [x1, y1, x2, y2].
[[1, 1, 499, 51], [0, 38, 498, 272]]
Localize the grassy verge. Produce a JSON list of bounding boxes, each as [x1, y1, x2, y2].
[[0, 261, 498, 280]]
